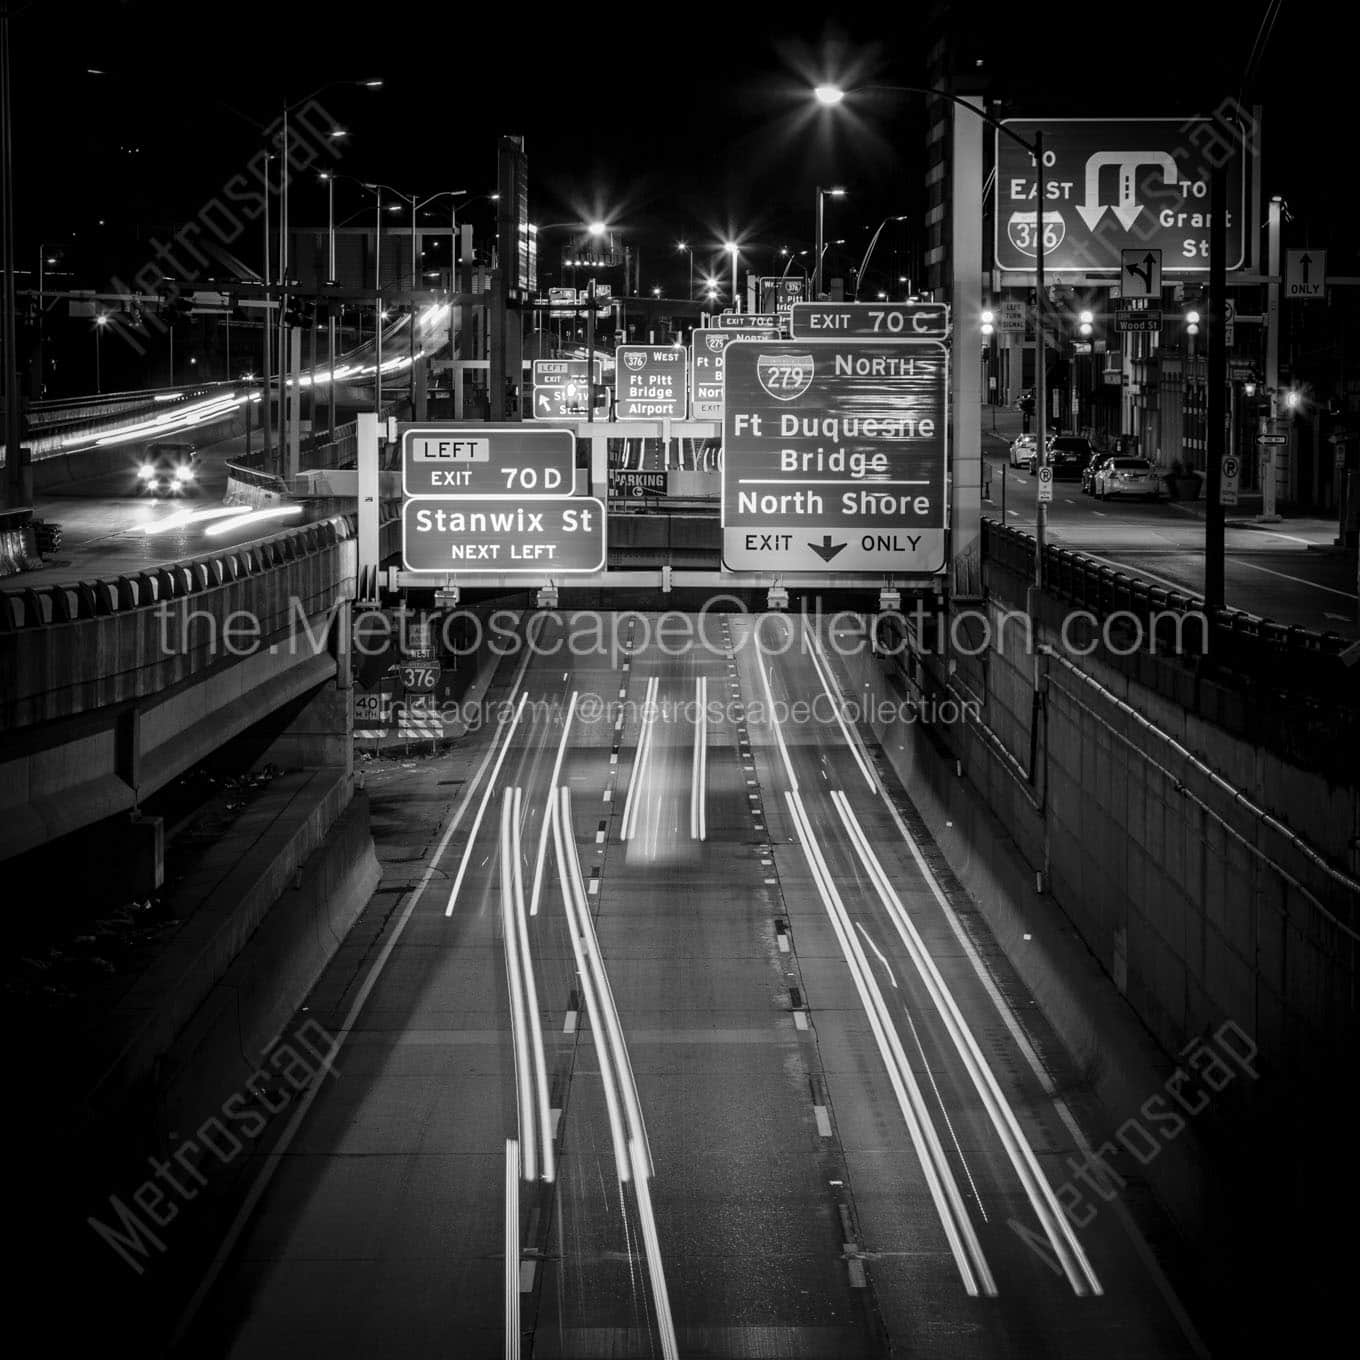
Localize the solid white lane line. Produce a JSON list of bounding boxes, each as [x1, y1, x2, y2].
[[785, 789, 995, 1297], [832, 789, 1100, 1295], [173, 613, 545, 1346], [512, 788, 554, 1183], [804, 622, 876, 791], [552, 789, 631, 1180], [622, 676, 659, 841], [754, 619, 798, 791], [628, 1136, 680, 1360], [505, 1139, 520, 1360], [855, 921, 898, 989], [501, 794, 537, 1181], [814, 1105, 833, 1137], [690, 676, 701, 840], [1233, 556, 1358, 600], [447, 691, 529, 915]]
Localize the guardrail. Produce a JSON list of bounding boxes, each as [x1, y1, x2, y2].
[[981, 517, 1357, 703], [0, 506, 400, 633]]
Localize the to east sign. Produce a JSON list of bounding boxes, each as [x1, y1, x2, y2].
[[994, 118, 1245, 272], [721, 339, 948, 574], [401, 424, 573, 496], [790, 301, 950, 340], [615, 346, 689, 418], [402, 497, 606, 573]]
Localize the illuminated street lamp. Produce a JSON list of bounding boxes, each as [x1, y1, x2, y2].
[[724, 241, 740, 312], [814, 186, 846, 299], [94, 311, 109, 392], [677, 240, 693, 298]]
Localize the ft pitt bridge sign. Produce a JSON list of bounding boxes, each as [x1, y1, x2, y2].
[[721, 303, 949, 574]]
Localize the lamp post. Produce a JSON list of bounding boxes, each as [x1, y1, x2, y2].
[[94, 312, 108, 392], [854, 215, 908, 301], [816, 82, 1049, 586], [724, 241, 739, 313], [677, 241, 693, 299], [813, 186, 845, 300]]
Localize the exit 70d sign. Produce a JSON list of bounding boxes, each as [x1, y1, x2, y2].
[[401, 424, 573, 497]]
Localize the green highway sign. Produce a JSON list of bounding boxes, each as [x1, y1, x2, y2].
[[402, 497, 606, 573], [400, 424, 574, 497]]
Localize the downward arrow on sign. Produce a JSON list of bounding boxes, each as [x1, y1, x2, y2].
[[808, 536, 846, 562]]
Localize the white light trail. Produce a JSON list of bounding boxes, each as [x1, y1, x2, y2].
[[202, 505, 304, 537]]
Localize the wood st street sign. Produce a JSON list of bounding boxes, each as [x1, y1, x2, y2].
[[721, 339, 948, 574]]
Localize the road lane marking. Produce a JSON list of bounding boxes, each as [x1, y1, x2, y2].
[[793, 1009, 808, 1030], [690, 675, 708, 840], [1233, 556, 1358, 600], [833, 789, 1099, 1294], [784, 788, 996, 1297], [505, 1140, 520, 1359], [174, 610, 546, 1347], [446, 691, 530, 916], [804, 621, 876, 791], [814, 1105, 833, 1137], [529, 691, 577, 917]]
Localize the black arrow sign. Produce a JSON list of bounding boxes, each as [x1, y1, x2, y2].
[[1125, 252, 1157, 295], [808, 536, 846, 562], [1300, 252, 1312, 284]]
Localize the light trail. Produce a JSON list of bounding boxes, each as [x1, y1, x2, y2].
[[621, 675, 659, 841], [529, 691, 576, 916]]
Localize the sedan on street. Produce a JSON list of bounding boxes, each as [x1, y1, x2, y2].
[[1094, 456, 1162, 500]]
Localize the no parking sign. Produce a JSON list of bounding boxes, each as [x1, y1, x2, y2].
[[1220, 454, 1240, 507], [1037, 465, 1054, 503]]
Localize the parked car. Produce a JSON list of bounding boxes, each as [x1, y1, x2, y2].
[[1009, 433, 1037, 467], [1080, 453, 1109, 495], [1027, 435, 1093, 479], [1094, 456, 1162, 500], [135, 440, 199, 496]]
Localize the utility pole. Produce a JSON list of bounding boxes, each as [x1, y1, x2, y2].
[[0, 7, 22, 507], [1204, 163, 1227, 611], [586, 276, 596, 423], [1261, 194, 1283, 521], [1033, 131, 1048, 591]]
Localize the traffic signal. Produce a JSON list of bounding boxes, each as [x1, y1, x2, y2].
[[1078, 309, 1094, 337], [283, 297, 315, 329], [1184, 308, 1200, 337], [161, 294, 193, 325], [980, 308, 995, 337]]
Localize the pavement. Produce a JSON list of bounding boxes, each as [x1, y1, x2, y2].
[[159, 611, 1207, 1359], [981, 405, 1359, 638]]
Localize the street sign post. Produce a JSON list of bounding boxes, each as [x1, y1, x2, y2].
[[400, 663, 441, 693], [1037, 465, 1054, 503], [691, 328, 773, 420], [402, 497, 606, 573], [1285, 249, 1326, 300], [721, 339, 948, 574], [1115, 296, 1163, 333], [789, 300, 950, 340], [995, 119, 1245, 273], [531, 358, 606, 418], [997, 299, 1026, 333], [354, 691, 396, 728], [615, 346, 689, 418], [400, 424, 574, 497]]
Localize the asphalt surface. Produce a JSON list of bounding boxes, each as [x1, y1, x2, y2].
[[174, 612, 1206, 1358], [982, 411, 1358, 637]]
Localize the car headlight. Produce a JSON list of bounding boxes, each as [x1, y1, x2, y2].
[[138, 463, 156, 480], [176, 465, 195, 481]]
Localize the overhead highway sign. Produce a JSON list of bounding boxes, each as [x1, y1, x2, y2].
[[400, 424, 574, 497], [721, 339, 948, 574], [615, 346, 689, 418], [402, 497, 606, 573], [789, 301, 950, 340]]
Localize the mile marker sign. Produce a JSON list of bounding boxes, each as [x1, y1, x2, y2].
[[721, 339, 948, 574]]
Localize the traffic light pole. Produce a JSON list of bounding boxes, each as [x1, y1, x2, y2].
[[1204, 163, 1227, 611]]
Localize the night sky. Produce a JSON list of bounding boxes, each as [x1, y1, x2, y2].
[[10, 0, 1354, 295]]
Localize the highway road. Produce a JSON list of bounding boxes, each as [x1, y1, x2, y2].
[[982, 423, 1358, 638], [174, 610, 1207, 1358]]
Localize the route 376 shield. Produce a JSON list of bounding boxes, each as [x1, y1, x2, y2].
[[756, 350, 815, 401]]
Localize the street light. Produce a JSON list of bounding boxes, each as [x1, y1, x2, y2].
[[724, 241, 739, 312], [816, 81, 1053, 587], [853, 214, 908, 300], [94, 312, 109, 392], [677, 241, 693, 299], [814, 186, 846, 299]]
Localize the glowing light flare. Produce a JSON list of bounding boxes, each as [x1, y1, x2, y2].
[[203, 505, 305, 538], [143, 506, 251, 534]]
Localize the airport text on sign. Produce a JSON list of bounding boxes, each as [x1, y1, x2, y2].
[[721, 339, 948, 573], [615, 346, 689, 418]]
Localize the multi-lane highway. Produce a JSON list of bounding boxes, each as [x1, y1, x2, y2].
[[174, 610, 1206, 1358]]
